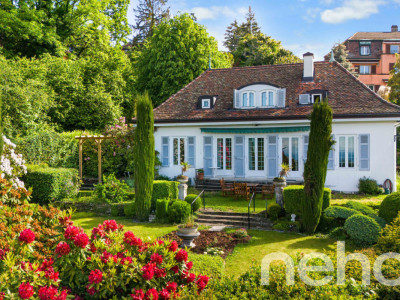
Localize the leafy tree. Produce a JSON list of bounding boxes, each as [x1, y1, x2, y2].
[[135, 13, 233, 107], [134, 92, 155, 221], [302, 100, 334, 234], [131, 0, 170, 46], [330, 43, 358, 77], [224, 7, 299, 66], [388, 54, 400, 104], [0, 0, 130, 58]]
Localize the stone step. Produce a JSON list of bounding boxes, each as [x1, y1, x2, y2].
[[196, 216, 272, 225], [195, 218, 272, 228]]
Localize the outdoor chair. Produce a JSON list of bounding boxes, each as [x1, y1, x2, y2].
[[234, 182, 251, 201], [261, 184, 275, 200], [220, 178, 234, 196]]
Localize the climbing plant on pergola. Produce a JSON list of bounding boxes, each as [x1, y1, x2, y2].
[[75, 135, 115, 184]]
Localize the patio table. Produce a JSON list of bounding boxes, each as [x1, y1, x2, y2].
[[246, 183, 259, 195]]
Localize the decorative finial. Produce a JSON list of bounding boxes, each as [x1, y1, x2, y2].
[[329, 50, 335, 62]]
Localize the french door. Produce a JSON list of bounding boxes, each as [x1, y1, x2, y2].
[[281, 137, 300, 178]]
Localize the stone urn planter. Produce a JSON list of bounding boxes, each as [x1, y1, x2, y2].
[[273, 177, 287, 208], [177, 224, 200, 248], [177, 175, 189, 184]]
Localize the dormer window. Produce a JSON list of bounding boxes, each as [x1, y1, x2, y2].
[[234, 83, 285, 109], [298, 89, 328, 105], [202, 98, 211, 109], [312, 94, 322, 104]]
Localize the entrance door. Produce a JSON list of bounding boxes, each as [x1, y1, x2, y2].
[[281, 137, 300, 178], [234, 136, 245, 177]]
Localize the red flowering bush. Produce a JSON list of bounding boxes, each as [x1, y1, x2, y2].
[[19, 229, 36, 244]]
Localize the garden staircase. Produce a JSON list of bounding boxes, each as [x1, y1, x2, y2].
[[195, 210, 273, 230]]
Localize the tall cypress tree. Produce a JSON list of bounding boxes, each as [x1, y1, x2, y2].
[[134, 92, 155, 221], [302, 100, 334, 234]]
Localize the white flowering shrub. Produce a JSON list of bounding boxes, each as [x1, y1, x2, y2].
[[0, 136, 27, 188]]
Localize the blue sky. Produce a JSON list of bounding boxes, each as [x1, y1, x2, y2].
[[127, 0, 400, 60]]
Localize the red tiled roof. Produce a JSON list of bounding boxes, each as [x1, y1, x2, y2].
[[348, 31, 400, 41], [153, 61, 400, 123]]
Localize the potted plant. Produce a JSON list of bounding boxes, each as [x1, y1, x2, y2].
[[176, 215, 200, 248], [273, 163, 290, 208], [196, 169, 204, 180], [273, 163, 290, 183], [177, 162, 190, 183]]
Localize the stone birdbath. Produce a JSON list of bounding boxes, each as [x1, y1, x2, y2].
[[176, 216, 200, 248]]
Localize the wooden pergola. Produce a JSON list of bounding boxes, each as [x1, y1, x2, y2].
[[75, 135, 115, 184]]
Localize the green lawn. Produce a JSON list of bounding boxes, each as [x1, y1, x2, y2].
[[331, 193, 385, 206], [201, 191, 274, 213]]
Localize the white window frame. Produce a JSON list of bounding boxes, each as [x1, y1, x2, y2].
[[172, 137, 186, 166], [281, 136, 300, 174], [360, 65, 371, 75], [202, 98, 211, 109], [216, 137, 233, 171], [368, 85, 375, 92], [247, 137, 265, 174], [242, 91, 255, 108], [311, 94, 322, 104], [360, 45, 371, 55], [337, 135, 356, 169], [390, 45, 399, 54], [261, 90, 275, 107]]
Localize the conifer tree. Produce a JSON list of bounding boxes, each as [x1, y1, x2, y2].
[[331, 43, 359, 77], [134, 92, 155, 221], [302, 100, 334, 234]]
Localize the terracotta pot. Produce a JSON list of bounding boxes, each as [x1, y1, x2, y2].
[[197, 173, 204, 180]]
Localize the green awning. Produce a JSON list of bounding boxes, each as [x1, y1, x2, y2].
[[200, 126, 310, 134]]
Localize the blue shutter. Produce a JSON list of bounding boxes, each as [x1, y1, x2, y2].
[[277, 88, 286, 108], [161, 137, 169, 167], [328, 134, 335, 170], [203, 137, 213, 177], [234, 89, 240, 108], [268, 136, 278, 178], [359, 134, 370, 171], [188, 137, 195, 167], [234, 136, 245, 177], [303, 135, 309, 163]]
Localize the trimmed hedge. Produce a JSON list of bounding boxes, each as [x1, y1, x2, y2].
[[23, 165, 80, 205], [344, 201, 386, 228], [151, 180, 179, 210], [379, 192, 400, 223], [324, 206, 359, 219], [189, 253, 225, 279], [283, 185, 331, 216], [185, 194, 201, 212], [168, 200, 191, 223], [123, 201, 136, 217], [267, 203, 282, 221], [156, 198, 172, 223], [344, 214, 381, 246]]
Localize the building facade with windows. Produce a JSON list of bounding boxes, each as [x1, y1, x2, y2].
[[343, 25, 400, 93], [152, 53, 400, 193]]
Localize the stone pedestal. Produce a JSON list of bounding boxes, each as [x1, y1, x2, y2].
[[178, 183, 187, 200], [274, 181, 287, 208]]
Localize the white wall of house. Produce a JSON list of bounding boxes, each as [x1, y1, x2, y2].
[[154, 119, 398, 193]]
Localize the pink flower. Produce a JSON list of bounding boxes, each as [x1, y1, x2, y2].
[[101, 250, 112, 263], [103, 220, 118, 232], [18, 282, 34, 299], [124, 231, 143, 246], [196, 275, 209, 293], [38, 286, 58, 300], [185, 261, 193, 271], [86, 285, 97, 296], [54, 290, 68, 300], [141, 263, 155, 280], [73, 233, 89, 249], [55, 242, 71, 257], [170, 265, 179, 274], [91, 225, 105, 239], [168, 241, 178, 252], [175, 249, 188, 262], [155, 267, 166, 278], [150, 253, 163, 265], [186, 273, 196, 283], [159, 289, 170, 300], [19, 229, 35, 244], [130, 289, 145, 300], [166, 282, 177, 293], [64, 226, 82, 240], [88, 269, 103, 284], [145, 288, 159, 300]]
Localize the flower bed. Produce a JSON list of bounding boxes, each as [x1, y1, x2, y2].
[[162, 230, 251, 259]]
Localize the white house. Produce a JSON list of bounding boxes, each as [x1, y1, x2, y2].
[[152, 53, 400, 193]]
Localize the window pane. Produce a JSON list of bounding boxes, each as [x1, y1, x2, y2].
[[348, 136, 354, 168], [179, 138, 185, 164], [173, 138, 178, 165], [339, 136, 346, 168], [257, 138, 264, 170], [313, 95, 321, 103], [391, 45, 399, 54], [226, 138, 232, 170], [282, 138, 289, 166], [292, 137, 299, 171], [249, 93, 254, 107], [217, 138, 223, 169], [262, 92, 267, 106], [269, 91, 274, 106], [242, 93, 248, 107], [249, 138, 255, 170]]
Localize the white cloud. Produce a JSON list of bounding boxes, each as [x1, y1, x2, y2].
[[320, 0, 385, 24], [303, 8, 321, 23], [191, 6, 247, 21]]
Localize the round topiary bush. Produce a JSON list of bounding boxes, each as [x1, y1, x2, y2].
[[185, 194, 201, 212], [267, 203, 282, 221], [168, 200, 191, 223], [379, 192, 400, 223], [344, 214, 381, 246], [324, 206, 359, 220]]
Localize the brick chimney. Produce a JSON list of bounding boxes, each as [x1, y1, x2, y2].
[[391, 25, 398, 32], [303, 52, 314, 82]]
